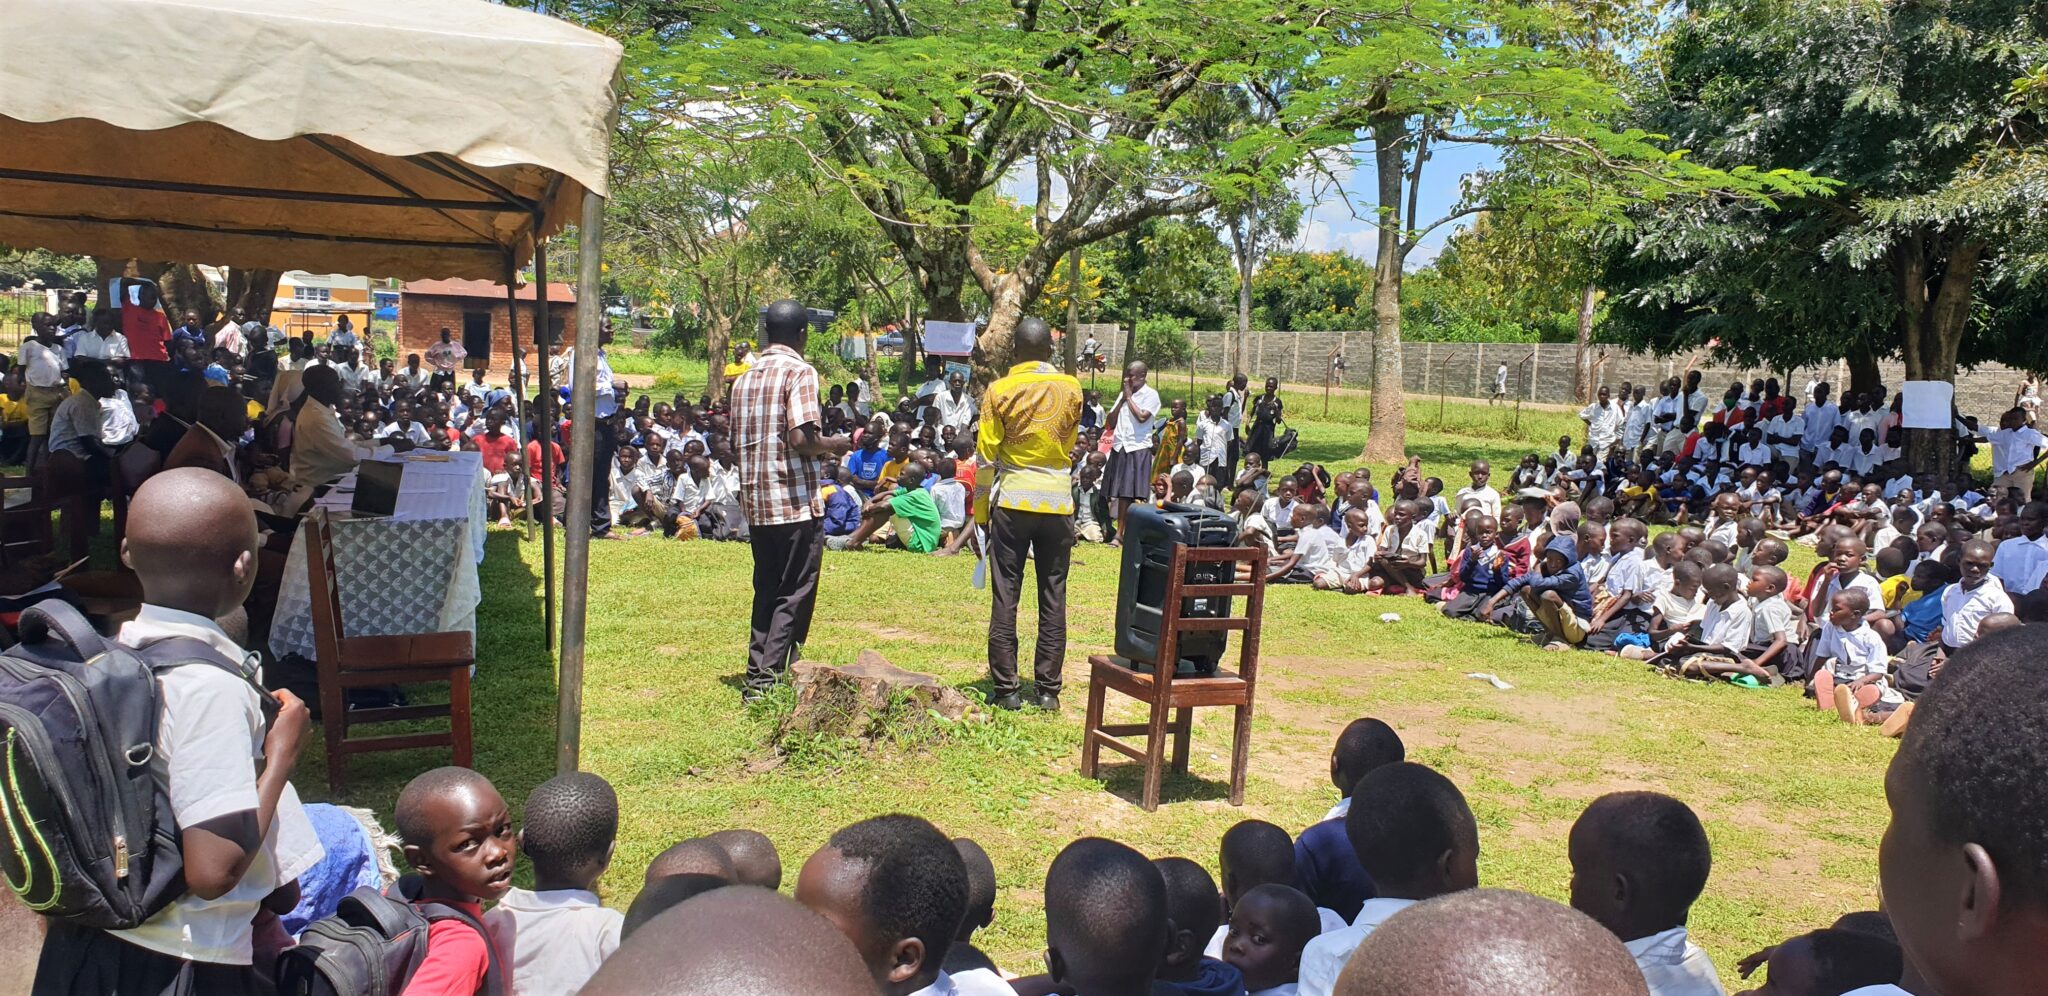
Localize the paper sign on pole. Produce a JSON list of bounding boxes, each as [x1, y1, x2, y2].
[[1901, 380, 1954, 429], [922, 320, 977, 356]]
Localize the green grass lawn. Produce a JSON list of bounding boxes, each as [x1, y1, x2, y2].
[[296, 387, 1890, 977]]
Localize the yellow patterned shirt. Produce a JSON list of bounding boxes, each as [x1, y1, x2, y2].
[[975, 360, 1083, 521]]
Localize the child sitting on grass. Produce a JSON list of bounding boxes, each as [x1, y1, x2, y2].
[[1482, 536, 1591, 650], [1206, 821, 1342, 961], [1221, 884, 1322, 996], [1810, 589, 1898, 725], [1439, 515, 1509, 620], [828, 460, 944, 552], [1568, 792, 1725, 995], [393, 767, 518, 996], [1656, 563, 1758, 682], [1365, 499, 1434, 595], [1296, 719, 1404, 923], [1622, 561, 1705, 660], [1154, 858, 1246, 996], [1322, 507, 1380, 595], [485, 772, 622, 996]]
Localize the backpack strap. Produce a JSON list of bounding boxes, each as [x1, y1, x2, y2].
[[14, 599, 111, 660], [130, 636, 278, 729], [413, 900, 506, 996]]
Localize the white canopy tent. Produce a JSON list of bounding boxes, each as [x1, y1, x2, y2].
[[0, 0, 622, 773]]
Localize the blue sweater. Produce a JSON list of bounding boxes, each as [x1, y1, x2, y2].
[[1294, 816, 1376, 923], [820, 482, 861, 536], [1498, 536, 1592, 619]]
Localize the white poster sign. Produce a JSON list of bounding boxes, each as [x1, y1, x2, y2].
[[921, 320, 977, 356], [1901, 380, 1955, 429]]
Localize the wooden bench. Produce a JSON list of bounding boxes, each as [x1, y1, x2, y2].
[[1081, 544, 1267, 811]]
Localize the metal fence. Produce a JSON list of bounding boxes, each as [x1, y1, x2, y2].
[[1083, 327, 2027, 418]]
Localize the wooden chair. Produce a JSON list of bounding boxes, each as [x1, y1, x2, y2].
[[305, 508, 475, 796], [1081, 544, 1268, 811]]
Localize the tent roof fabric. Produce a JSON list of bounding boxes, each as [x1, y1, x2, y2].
[[0, 0, 622, 280], [403, 279, 577, 302]]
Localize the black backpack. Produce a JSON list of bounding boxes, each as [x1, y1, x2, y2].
[[278, 877, 504, 996], [0, 599, 267, 929]]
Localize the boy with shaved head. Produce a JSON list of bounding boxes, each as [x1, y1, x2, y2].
[[1569, 792, 1724, 995], [1044, 837, 1172, 996], [1879, 626, 2048, 996], [487, 772, 623, 995], [1336, 890, 1649, 996], [34, 469, 320, 996], [583, 887, 878, 996], [796, 814, 1007, 996], [1297, 763, 1481, 996]]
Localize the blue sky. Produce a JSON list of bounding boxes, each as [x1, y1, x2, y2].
[[1001, 141, 1501, 270]]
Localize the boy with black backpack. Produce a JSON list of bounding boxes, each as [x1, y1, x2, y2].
[[29, 468, 319, 995]]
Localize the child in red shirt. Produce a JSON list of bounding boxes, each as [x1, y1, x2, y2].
[[394, 767, 517, 996]]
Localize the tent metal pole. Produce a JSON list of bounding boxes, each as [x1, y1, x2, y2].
[[502, 256, 535, 542], [556, 189, 604, 775], [534, 233, 557, 651]]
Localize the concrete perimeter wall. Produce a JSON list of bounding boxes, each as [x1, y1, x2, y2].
[[1078, 326, 2023, 417]]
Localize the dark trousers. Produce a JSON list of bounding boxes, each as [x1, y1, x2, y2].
[[987, 507, 1074, 697], [588, 418, 617, 536], [747, 517, 824, 691], [35, 920, 264, 995], [1226, 434, 1241, 483]]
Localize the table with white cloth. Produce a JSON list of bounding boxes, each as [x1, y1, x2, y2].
[[269, 450, 489, 661]]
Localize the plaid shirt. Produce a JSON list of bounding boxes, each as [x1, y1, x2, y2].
[[730, 344, 824, 526]]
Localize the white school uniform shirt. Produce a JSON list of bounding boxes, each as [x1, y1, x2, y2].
[[933, 390, 978, 431], [1820, 571, 1884, 615], [1110, 385, 1162, 452], [1801, 401, 1840, 451], [1991, 534, 2048, 595], [1626, 926, 1727, 996], [1195, 414, 1232, 466], [1940, 576, 2013, 649], [1814, 621, 1889, 682], [1451, 484, 1500, 521], [1697, 597, 1755, 650], [1986, 425, 2047, 476], [484, 887, 623, 996], [100, 389, 140, 446], [930, 477, 969, 529], [1581, 400, 1624, 450], [20, 338, 66, 388], [1750, 594, 1795, 648], [1335, 532, 1378, 578], [111, 606, 322, 964], [1604, 548, 1646, 598], [1734, 441, 1773, 467], [1705, 516, 1740, 547], [1624, 401, 1655, 449], [910, 968, 1019, 996], [1297, 897, 1417, 996], [1295, 526, 1340, 577], [1766, 413, 1803, 462], [1262, 495, 1297, 528]]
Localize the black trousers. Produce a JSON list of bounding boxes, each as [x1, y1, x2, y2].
[[588, 418, 617, 536], [987, 507, 1074, 697], [34, 920, 264, 996], [747, 517, 824, 691], [1226, 433, 1241, 483]]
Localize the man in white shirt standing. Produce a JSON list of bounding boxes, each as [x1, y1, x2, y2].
[[1569, 791, 1727, 996], [1104, 361, 1161, 540], [1297, 763, 1480, 996], [32, 469, 320, 995], [20, 313, 70, 475], [1580, 385, 1625, 463], [1984, 406, 2047, 502]]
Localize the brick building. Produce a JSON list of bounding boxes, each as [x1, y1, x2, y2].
[[397, 278, 576, 377]]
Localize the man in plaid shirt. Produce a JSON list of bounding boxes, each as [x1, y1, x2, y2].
[[730, 300, 851, 699]]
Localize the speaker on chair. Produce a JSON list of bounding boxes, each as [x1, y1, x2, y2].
[[1114, 502, 1238, 675]]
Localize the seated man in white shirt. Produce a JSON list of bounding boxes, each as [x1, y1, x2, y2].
[[1568, 792, 1726, 996], [1296, 763, 1480, 996], [32, 469, 320, 994]]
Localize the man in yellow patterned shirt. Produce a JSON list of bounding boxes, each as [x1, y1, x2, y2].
[[976, 317, 1082, 711]]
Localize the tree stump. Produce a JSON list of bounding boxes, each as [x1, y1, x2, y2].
[[780, 650, 975, 741]]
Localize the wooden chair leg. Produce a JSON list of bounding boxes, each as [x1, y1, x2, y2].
[[1228, 703, 1253, 806], [321, 677, 349, 798], [449, 667, 474, 768], [1080, 679, 1106, 779], [1171, 707, 1192, 774], [1141, 700, 1169, 812]]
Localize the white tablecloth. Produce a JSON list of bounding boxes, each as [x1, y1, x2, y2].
[[269, 451, 488, 661]]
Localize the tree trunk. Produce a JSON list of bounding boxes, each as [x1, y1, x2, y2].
[[1845, 346, 1882, 398], [1360, 120, 1409, 464], [1895, 236, 1983, 489], [856, 297, 880, 399], [971, 269, 1031, 385], [1063, 248, 1081, 375], [1572, 283, 1598, 404], [704, 312, 734, 406], [1230, 217, 1253, 377], [224, 268, 283, 326]]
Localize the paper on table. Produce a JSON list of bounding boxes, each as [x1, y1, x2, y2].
[[1901, 380, 1955, 429]]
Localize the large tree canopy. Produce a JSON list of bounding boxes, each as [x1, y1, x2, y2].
[[1602, 0, 2048, 392], [657, 0, 1315, 378]]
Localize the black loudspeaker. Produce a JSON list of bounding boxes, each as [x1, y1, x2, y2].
[[1115, 502, 1238, 675]]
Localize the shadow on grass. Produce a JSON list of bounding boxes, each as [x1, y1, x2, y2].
[[296, 530, 556, 816], [1095, 762, 1233, 808]]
